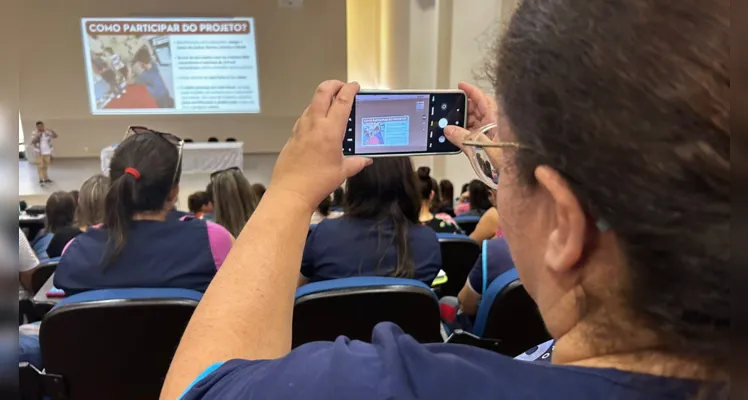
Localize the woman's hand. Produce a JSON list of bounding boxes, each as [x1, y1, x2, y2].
[[444, 82, 499, 149], [267, 80, 372, 213]]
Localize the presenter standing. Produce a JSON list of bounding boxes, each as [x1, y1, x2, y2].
[[30, 121, 58, 186]]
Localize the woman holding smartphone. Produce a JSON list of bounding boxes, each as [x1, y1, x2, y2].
[[162, 0, 729, 398]]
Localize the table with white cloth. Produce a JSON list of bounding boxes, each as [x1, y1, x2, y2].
[[100, 142, 244, 175]]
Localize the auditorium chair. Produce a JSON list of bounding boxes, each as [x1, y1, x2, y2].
[[208, 137, 219, 142], [30, 288, 203, 400], [19, 362, 43, 400], [453, 215, 481, 236], [293, 277, 442, 348], [436, 233, 481, 297], [448, 269, 551, 357], [226, 137, 237, 142], [184, 138, 194, 143]]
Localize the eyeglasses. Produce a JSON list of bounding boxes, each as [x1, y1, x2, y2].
[[210, 166, 241, 180], [123, 126, 184, 185], [462, 123, 612, 232], [461, 122, 526, 190]]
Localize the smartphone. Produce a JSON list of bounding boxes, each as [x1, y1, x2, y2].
[[343, 90, 467, 157]]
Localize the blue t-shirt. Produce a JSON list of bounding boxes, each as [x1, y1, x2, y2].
[[468, 238, 515, 295], [301, 217, 441, 285], [55, 219, 232, 294], [180, 323, 707, 399]]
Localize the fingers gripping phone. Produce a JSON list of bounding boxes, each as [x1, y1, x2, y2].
[[343, 90, 467, 157]]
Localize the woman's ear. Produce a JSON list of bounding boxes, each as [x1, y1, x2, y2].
[[534, 166, 587, 273]]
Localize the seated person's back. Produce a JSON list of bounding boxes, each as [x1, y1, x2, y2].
[[300, 157, 441, 285], [56, 218, 230, 294], [55, 127, 232, 295], [302, 217, 440, 284], [37, 191, 77, 260], [47, 174, 110, 259]]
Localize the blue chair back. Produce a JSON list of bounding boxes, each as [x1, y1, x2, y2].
[[293, 277, 442, 347], [453, 215, 481, 235], [472, 269, 551, 357], [39, 288, 202, 400], [436, 233, 480, 297]]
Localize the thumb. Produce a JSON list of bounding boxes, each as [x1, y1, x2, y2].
[[342, 156, 373, 178], [444, 125, 471, 150]]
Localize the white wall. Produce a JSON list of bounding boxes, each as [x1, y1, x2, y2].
[[346, 0, 519, 189]]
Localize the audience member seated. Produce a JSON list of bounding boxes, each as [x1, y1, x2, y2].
[[435, 179, 455, 216], [299, 157, 441, 286], [416, 168, 462, 234], [458, 238, 514, 317], [457, 179, 493, 217], [163, 1, 728, 396], [454, 183, 470, 215], [32, 191, 76, 259], [18, 227, 41, 297], [250, 183, 266, 201], [47, 174, 109, 258], [330, 187, 344, 211], [469, 206, 501, 243], [209, 167, 258, 238], [188, 191, 213, 220], [54, 129, 233, 295]]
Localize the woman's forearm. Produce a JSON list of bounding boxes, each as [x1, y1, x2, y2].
[[161, 190, 312, 398], [161, 80, 369, 400]]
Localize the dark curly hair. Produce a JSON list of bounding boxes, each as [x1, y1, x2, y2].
[[493, 0, 728, 389]]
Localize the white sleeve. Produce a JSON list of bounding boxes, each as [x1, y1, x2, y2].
[[18, 228, 39, 272]]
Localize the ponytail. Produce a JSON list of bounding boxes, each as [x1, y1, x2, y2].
[[103, 173, 138, 265]]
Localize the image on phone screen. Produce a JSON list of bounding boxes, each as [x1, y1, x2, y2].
[[343, 91, 466, 156]]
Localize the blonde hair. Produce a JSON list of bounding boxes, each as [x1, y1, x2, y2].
[[211, 169, 258, 237], [76, 174, 109, 227]]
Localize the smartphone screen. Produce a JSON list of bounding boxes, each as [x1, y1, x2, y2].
[[343, 91, 466, 156]]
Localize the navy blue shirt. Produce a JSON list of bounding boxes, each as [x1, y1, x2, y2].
[[55, 219, 232, 294], [468, 238, 515, 295], [181, 322, 706, 399], [301, 217, 441, 285]]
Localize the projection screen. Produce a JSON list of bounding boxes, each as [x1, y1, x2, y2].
[[81, 17, 259, 115]]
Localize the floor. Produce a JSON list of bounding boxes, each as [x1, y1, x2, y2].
[[19, 154, 278, 208]]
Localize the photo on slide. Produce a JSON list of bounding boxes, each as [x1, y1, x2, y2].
[[361, 116, 410, 147], [87, 34, 175, 110]]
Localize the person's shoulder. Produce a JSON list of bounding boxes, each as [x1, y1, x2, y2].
[[181, 322, 693, 399], [205, 221, 232, 238], [485, 238, 512, 264], [315, 216, 349, 233], [409, 222, 439, 242]]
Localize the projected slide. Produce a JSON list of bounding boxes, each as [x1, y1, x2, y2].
[[81, 17, 260, 115], [354, 94, 429, 154]]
